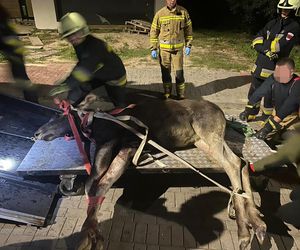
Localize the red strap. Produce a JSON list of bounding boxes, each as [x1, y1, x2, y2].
[[55, 98, 92, 175], [87, 196, 105, 214], [294, 77, 300, 81], [109, 103, 136, 115], [249, 162, 255, 173], [87, 196, 105, 206], [67, 111, 92, 175]]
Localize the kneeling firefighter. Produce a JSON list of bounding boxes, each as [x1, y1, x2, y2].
[[49, 12, 127, 107]]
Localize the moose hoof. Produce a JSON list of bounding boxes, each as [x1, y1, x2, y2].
[[228, 202, 236, 220], [255, 225, 267, 245], [77, 228, 104, 250], [239, 237, 250, 250]]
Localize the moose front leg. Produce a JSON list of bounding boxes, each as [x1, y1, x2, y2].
[[77, 146, 137, 250], [84, 140, 118, 196]]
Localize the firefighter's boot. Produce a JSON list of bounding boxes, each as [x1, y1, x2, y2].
[[261, 107, 273, 121], [163, 82, 172, 99], [176, 83, 185, 100]]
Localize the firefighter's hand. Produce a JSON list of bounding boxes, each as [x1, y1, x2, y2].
[[151, 50, 158, 59], [255, 116, 281, 140], [48, 82, 71, 97], [264, 50, 278, 60], [185, 47, 191, 56], [255, 126, 271, 140]]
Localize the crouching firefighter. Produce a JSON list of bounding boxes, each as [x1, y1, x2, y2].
[[149, 0, 193, 100], [242, 0, 300, 120], [49, 12, 127, 107], [240, 58, 300, 141]]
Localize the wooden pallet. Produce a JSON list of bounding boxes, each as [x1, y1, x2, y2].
[[124, 19, 151, 34]]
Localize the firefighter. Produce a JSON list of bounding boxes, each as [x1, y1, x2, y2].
[[240, 0, 300, 121], [49, 12, 127, 107], [249, 121, 300, 176], [249, 128, 300, 176], [0, 4, 38, 103], [240, 58, 300, 140], [150, 0, 193, 100]]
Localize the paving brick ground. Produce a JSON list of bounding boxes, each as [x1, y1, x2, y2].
[[0, 63, 300, 250]]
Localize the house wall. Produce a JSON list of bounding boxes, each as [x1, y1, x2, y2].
[[31, 0, 58, 29], [0, 0, 21, 18], [55, 0, 154, 24]]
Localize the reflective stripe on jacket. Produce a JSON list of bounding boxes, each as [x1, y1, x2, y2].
[[251, 17, 300, 80], [150, 5, 193, 51]]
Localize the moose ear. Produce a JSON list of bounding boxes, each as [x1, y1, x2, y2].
[[77, 93, 98, 110]]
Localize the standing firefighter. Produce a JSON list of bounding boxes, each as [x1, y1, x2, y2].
[[150, 0, 193, 100], [0, 4, 38, 103], [240, 0, 300, 121], [49, 12, 127, 107]]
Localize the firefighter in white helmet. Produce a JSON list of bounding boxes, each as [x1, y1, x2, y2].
[[50, 12, 127, 106], [240, 0, 300, 122]]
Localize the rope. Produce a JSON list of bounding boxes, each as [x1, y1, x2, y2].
[[0, 130, 36, 141], [68, 103, 250, 218], [92, 111, 250, 200]]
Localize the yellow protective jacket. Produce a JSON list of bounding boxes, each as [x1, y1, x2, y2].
[[150, 5, 193, 52]]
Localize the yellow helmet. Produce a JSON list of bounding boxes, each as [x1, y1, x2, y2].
[[58, 12, 90, 38], [277, 0, 300, 16]]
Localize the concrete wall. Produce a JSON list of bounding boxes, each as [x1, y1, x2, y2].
[[31, 0, 58, 29]]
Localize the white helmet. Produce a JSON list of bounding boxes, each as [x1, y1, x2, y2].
[[277, 0, 300, 16], [58, 12, 90, 38]]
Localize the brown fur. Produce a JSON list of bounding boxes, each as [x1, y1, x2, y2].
[[34, 94, 267, 250]]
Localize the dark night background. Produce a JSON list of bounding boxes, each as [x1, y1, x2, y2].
[[177, 0, 279, 33], [55, 0, 285, 34]]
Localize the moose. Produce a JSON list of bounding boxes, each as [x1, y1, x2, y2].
[[34, 93, 267, 250]]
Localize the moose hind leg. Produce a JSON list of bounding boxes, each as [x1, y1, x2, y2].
[[195, 138, 251, 249], [241, 163, 266, 244]]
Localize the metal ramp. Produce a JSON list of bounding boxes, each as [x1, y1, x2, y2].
[[0, 94, 60, 226], [16, 112, 274, 175]]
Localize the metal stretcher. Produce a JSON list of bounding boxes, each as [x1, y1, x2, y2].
[[0, 93, 274, 225]]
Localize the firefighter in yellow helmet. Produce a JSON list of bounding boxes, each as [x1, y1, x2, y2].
[[0, 4, 38, 103], [150, 0, 193, 100], [50, 12, 127, 107], [240, 0, 300, 122]]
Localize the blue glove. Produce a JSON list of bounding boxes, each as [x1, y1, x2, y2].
[[151, 50, 158, 59], [185, 47, 191, 56]]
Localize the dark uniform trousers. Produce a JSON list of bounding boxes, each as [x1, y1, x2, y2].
[[159, 49, 185, 97]]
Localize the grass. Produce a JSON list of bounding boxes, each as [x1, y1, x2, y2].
[[54, 45, 76, 60], [191, 30, 257, 71], [116, 44, 149, 59], [1, 29, 299, 72]]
